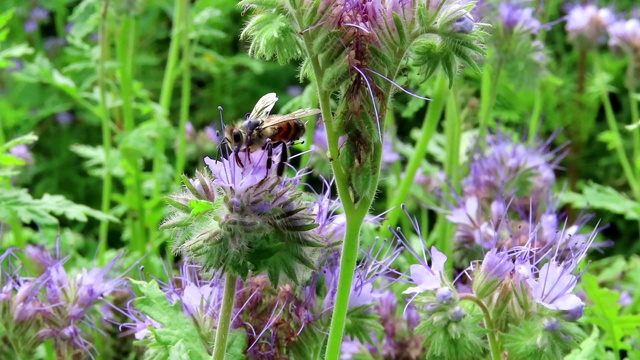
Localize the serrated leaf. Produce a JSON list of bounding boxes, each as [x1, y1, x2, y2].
[[561, 182, 640, 221], [0, 133, 39, 153], [131, 280, 210, 360], [226, 330, 248, 360], [0, 188, 118, 225]]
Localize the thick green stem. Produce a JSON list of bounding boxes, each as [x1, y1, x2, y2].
[[175, 0, 191, 183], [324, 210, 367, 359], [380, 75, 448, 240], [211, 275, 238, 360], [117, 14, 147, 254], [97, 1, 112, 265], [153, 0, 184, 198], [459, 293, 501, 360]]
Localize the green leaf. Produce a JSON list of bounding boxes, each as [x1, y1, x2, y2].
[[189, 199, 215, 216], [131, 280, 210, 360], [225, 330, 247, 360], [0, 8, 15, 30], [561, 182, 640, 221], [0, 133, 38, 153], [0, 188, 118, 225]]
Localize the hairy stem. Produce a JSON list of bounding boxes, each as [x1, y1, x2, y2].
[[211, 275, 238, 360], [459, 293, 501, 360]]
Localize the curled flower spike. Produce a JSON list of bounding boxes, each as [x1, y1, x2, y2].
[[163, 144, 330, 285]]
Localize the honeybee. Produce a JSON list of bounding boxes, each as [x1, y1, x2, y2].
[[224, 93, 321, 176]]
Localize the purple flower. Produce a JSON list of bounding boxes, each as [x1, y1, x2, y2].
[[44, 37, 67, 50], [565, 4, 614, 47], [402, 246, 447, 295], [24, 20, 38, 33], [55, 111, 75, 125], [526, 260, 583, 312], [472, 248, 514, 299], [203, 125, 220, 144], [608, 18, 640, 55], [9, 144, 34, 164], [29, 7, 50, 22], [498, 3, 541, 34], [6, 59, 24, 72], [323, 238, 401, 309]]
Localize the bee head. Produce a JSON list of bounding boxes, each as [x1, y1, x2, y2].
[[224, 124, 245, 149]]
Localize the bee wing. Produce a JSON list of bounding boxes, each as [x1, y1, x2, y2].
[[249, 93, 279, 119], [262, 108, 322, 125]]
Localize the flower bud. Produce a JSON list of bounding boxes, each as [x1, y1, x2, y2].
[[436, 287, 453, 304], [449, 306, 466, 322]]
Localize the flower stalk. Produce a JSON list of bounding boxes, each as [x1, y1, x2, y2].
[[98, 1, 112, 265], [211, 274, 238, 360], [459, 293, 501, 360], [175, 0, 191, 184]]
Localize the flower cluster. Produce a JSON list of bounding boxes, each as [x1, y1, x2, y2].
[[444, 133, 599, 266], [120, 237, 400, 359], [386, 205, 595, 359], [0, 245, 126, 359], [162, 142, 329, 285]]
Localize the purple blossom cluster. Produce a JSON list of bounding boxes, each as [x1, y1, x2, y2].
[[120, 238, 401, 359], [0, 245, 126, 359], [444, 133, 599, 266]]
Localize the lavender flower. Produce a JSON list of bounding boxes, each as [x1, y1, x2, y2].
[[565, 4, 614, 47], [9, 144, 34, 164], [472, 248, 514, 299], [391, 206, 449, 295], [608, 18, 640, 55], [0, 245, 127, 359], [55, 111, 75, 125], [498, 3, 541, 34]]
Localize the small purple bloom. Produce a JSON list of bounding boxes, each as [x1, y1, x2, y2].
[[565, 4, 614, 46], [527, 260, 583, 311], [23, 20, 38, 33], [55, 111, 75, 125], [608, 18, 640, 55], [499, 3, 541, 34], [6, 59, 24, 72], [29, 7, 50, 22], [403, 246, 447, 295], [9, 144, 34, 164]]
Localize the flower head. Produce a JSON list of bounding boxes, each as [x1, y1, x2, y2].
[[498, 3, 541, 35], [164, 136, 331, 284], [565, 4, 614, 47]]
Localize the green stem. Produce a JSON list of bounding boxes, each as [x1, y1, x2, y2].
[[441, 82, 462, 276], [478, 55, 503, 141], [380, 75, 448, 240], [211, 274, 238, 360], [626, 64, 640, 181], [527, 84, 543, 145], [175, 0, 191, 183], [153, 0, 184, 197], [595, 56, 640, 200], [97, 1, 112, 265], [117, 14, 147, 254], [459, 293, 501, 360]]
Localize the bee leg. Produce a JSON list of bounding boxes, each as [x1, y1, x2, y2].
[[277, 142, 288, 177], [233, 145, 244, 168], [265, 141, 274, 176]]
